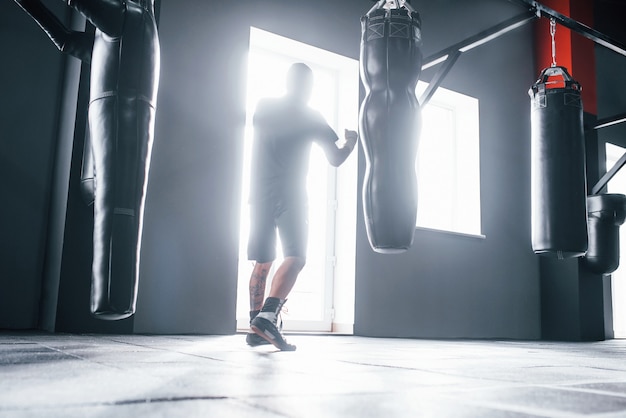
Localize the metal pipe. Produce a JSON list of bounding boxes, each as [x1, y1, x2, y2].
[[592, 150, 626, 195], [419, 50, 461, 106], [593, 113, 626, 131], [421, 12, 537, 70], [507, 0, 626, 58]]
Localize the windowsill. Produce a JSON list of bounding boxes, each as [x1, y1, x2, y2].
[[416, 226, 486, 240]]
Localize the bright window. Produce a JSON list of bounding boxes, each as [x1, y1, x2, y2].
[[415, 82, 482, 237], [606, 142, 626, 338], [237, 27, 358, 333]]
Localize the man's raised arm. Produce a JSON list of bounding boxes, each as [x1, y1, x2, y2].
[[319, 129, 358, 168]]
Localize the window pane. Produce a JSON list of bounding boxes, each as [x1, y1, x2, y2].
[[415, 83, 481, 236], [606, 142, 626, 338]]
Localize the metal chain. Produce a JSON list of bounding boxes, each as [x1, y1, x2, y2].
[[382, 0, 403, 9], [550, 18, 557, 67]]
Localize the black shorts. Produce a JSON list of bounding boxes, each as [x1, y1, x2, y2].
[[247, 200, 308, 263]]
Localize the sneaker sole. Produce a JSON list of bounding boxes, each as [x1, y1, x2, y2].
[[250, 323, 296, 352], [246, 332, 270, 347]]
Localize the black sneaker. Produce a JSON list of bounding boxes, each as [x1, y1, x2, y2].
[[245, 331, 270, 347], [250, 316, 296, 351], [245, 309, 284, 347]]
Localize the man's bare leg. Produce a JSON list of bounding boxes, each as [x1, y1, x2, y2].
[[246, 261, 273, 347], [267, 256, 305, 299], [249, 261, 272, 312]]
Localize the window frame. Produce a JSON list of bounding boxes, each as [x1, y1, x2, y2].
[[415, 82, 483, 238]]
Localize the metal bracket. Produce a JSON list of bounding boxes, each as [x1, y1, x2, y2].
[[419, 50, 460, 107], [592, 151, 626, 196], [419, 11, 536, 104], [590, 114, 626, 195], [422, 11, 537, 70], [592, 113, 626, 131], [507, 0, 626, 57]]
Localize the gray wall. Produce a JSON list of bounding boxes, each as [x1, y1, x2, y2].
[[595, 0, 626, 151], [133, 0, 542, 338], [0, 0, 67, 329]]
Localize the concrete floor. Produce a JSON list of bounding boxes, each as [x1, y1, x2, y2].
[[2, 333, 626, 417]]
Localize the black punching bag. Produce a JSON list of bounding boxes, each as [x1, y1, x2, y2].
[[583, 194, 626, 275], [12, 0, 159, 320], [359, 6, 422, 253], [86, 1, 160, 320], [529, 66, 588, 258]]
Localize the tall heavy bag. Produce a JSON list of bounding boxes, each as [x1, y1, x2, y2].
[[87, 1, 160, 320], [529, 66, 588, 258], [583, 194, 626, 275], [359, 8, 422, 253]]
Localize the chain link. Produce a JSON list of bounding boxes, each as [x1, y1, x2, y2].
[[550, 18, 557, 67]]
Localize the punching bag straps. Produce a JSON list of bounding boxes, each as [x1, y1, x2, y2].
[[531, 66, 582, 94]]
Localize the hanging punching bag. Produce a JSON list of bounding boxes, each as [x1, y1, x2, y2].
[[359, 4, 422, 253], [529, 66, 588, 258], [583, 194, 626, 275], [12, 0, 159, 320], [86, 0, 160, 320]]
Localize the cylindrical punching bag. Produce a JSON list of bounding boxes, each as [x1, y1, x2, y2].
[[87, 1, 160, 320], [13, 0, 159, 320], [359, 6, 422, 253], [582, 194, 626, 275], [529, 66, 588, 258]]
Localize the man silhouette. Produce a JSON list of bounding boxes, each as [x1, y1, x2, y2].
[[246, 63, 358, 350]]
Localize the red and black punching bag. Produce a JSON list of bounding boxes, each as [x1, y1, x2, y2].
[[583, 194, 626, 275], [529, 66, 588, 258], [359, 5, 422, 253]]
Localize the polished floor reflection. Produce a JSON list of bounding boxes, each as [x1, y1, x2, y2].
[[2, 332, 626, 417]]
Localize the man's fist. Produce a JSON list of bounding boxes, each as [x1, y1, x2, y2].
[[344, 129, 358, 150]]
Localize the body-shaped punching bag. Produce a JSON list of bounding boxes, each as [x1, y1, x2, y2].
[[359, 2, 422, 253], [13, 0, 160, 320], [583, 194, 626, 275], [529, 66, 588, 259]]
